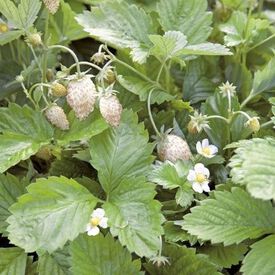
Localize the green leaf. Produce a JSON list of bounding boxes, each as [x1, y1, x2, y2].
[[220, 11, 247, 47], [38, 248, 71, 275], [118, 75, 174, 104], [182, 188, 275, 245], [0, 0, 41, 30], [157, 0, 213, 44], [149, 31, 188, 60], [89, 110, 154, 194], [149, 161, 194, 207], [0, 30, 24, 46], [252, 57, 275, 96], [76, 0, 155, 63], [145, 244, 220, 275], [198, 244, 248, 268], [0, 132, 48, 173], [183, 58, 218, 104], [7, 176, 98, 253], [70, 233, 143, 275], [229, 138, 275, 201], [0, 247, 27, 275], [0, 104, 54, 172], [55, 109, 108, 145], [241, 235, 275, 275], [48, 0, 87, 44], [104, 176, 164, 258], [0, 173, 25, 233], [181, 43, 232, 56]]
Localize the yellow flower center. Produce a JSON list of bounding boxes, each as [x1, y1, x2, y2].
[[90, 217, 100, 226], [196, 173, 206, 183], [0, 23, 9, 33], [202, 147, 211, 156]]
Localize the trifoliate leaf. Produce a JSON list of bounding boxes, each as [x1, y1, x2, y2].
[[241, 235, 275, 275], [7, 176, 98, 253], [182, 188, 275, 245], [118, 75, 174, 104], [0, 0, 41, 30], [149, 161, 194, 207], [104, 176, 164, 258], [0, 247, 27, 275], [145, 244, 221, 275], [157, 0, 213, 44], [229, 138, 275, 201], [89, 110, 154, 194], [70, 233, 143, 275], [198, 244, 248, 268], [0, 173, 25, 233], [76, 0, 155, 63], [38, 248, 71, 275]]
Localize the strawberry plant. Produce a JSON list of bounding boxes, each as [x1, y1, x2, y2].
[[1, 0, 275, 274]]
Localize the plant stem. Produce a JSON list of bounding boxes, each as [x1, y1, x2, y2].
[[68, 61, 102, 72], [30, 45, 43, 74], [20, 82, 37, 108], [261, 120, 273, 128], [232, 110, 251, 120], [48, 45, 81, 77], [240, 94, 254, 109], [207, 115, 229, 123], [156, 59, 167, 83], [147, 89, 161, 137], [258, 0, 264, 14]]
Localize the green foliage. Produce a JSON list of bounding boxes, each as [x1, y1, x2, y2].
[[104, 176, 164, 257], [241, 235, 275, 275], [0, 247, 27, 275], [89, 110, 154, 193], [229, 138, 275, 201], [7, 176, 98, 253], [0, 104, 53, 172], [76, 0, 155, 63], [0, 0, 41, 30], [70, 233, 143, 275], [145, 244, 220, 275], [183, 188, 275, 245], [0, 173, 25, 233], [156, 0, 212, 44], [199, 244, 248, 268]]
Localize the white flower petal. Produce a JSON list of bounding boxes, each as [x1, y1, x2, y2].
[[86, 224, 92, 232], [187, 170, 196, 181], [87, 226, 100, 236], [196, 141, 202, 154], [209, 145, 218, 155], [202, 167, 210, 178], [92, 208, 105, 219], [194, 163, 205, 173], [202, 183, 210, 192], [192, 183, 203, 193], [99, 217, 108, 228], [202, 139, 209, 148]]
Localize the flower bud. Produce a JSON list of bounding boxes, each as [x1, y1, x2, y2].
[[187, 120, 198, 135], [245, 117, 260, 133], [16, 75, 24, 83], [26, 33, 42, 47]]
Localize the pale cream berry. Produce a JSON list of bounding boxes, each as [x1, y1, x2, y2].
[[45, 105, 69, 130], [43, 0, 60, 14]]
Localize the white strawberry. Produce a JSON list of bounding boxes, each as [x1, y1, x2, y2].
[[45, 105, 69, 130], [67, 76, 98, 120], [99, 94, 122, 127], [157, 134, 191, 163], [43, 0, 60, 14]]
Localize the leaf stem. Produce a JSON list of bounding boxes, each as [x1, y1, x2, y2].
[[48, 45, 81, 77], [247, 33, 275, 53], [148, 89, 161, 137], [207, 115, 229, 123], [68, 61, 102, 72]]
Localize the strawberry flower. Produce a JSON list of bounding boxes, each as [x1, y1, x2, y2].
[[86, 208, 108, 236], [196, 139, 218, 158], [187, 163, 210, 193]]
